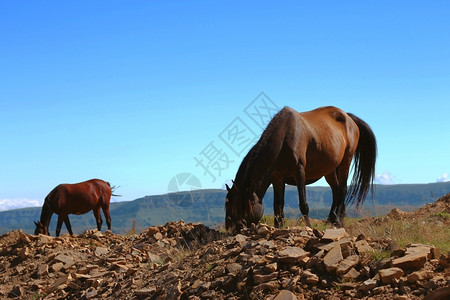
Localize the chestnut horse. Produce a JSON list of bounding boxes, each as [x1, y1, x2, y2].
[[225, 106, 377, 231], [34, 179, 115, 236]]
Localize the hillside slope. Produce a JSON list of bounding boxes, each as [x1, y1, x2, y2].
[[0, 182, 449, 235], [0, 194, 449, 299]]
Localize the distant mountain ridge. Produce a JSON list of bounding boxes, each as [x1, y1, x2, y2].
[[0, 182, 449, 235]]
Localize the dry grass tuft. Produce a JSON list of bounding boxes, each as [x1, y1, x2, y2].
[[345, 212, 450, 253]]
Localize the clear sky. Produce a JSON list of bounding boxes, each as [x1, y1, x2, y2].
[[1, 1, 449, 211]]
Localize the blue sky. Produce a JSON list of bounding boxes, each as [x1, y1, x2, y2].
[[1, 1, 449, 211]]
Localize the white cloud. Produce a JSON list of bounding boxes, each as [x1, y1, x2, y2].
[[436, 172, 449, 183], [375, 171, 396, 185], [0, 198, 43, 212]]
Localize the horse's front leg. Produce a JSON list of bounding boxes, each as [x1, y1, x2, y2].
[[272, 179, 285, 228], [93, 208, 103, 231], [296, 163, 311, 227], [63, 216, 73, 236], [56, 215, 65, 237]]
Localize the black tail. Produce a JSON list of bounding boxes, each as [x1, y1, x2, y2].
[[110, 184, 122, 197], [346, 113, 377, 207]]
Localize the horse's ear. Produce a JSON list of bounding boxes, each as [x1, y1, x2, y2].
[[34, 221, 39, 226], [225, 184, 231, 192]]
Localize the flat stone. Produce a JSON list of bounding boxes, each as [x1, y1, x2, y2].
[[226, 263, 242, 275], [336, 254, 360, 275], [46, 274, 72, 294], [36, 234, 54, 246], [303, 270, 319, 284], [406, 270, 434, 282], [355, 240, 374, 254], [145, 226, 159, 236], [253, 280, 279, 293], [405, 244, 433, 256], [55, 253, 75, 267], [93, 230, 103, 238], [317, 237, 353, 251], [135, 288, 156, 296], [37, 264, 49, 277], [78, 264, 99, 274], [74, 273, 92, 280], [19, 232, 32, 244], [19, 247, 31, 259], [264, 262, 278, 272], [51, 262, 64, 272], [321, 228, 349, 242], [340, 282, 357, 291], [392, 252, 428, 270], [360, 278, 378, 292], [147, 252, 162, 264], [253, 272, 278, 284], [94, 247, 109, 256], [85, 287, 97, 299], [323, 245, 343, 272], [274, 289, 299, 300], [259, 239, 276, 249], [235, 234, 248, 243], [278, 247, 309, 264], [257, 225, 271, 235], [379, 267, 404, 284], [343, 267, 361, 280]]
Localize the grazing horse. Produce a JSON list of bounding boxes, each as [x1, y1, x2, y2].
[[34, 179, 115, 236], [225, 106, 377, 232]]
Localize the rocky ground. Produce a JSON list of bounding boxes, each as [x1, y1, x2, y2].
[[0, 195, 449, 299]]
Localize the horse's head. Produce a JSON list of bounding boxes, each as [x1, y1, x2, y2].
[[34, 221, 49, 235], [225, 183, 264, 233]]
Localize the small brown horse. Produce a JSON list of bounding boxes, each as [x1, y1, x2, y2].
[[225, 106, 377, 232], [34, 179, 115, 236]]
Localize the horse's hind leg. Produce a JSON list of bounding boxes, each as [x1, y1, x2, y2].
[[93, 207, 103, 231], [102, 205, 112, 231], [296, 163, 311, 227], [326, 162, 351, 227], [325, 172, 343, 227]]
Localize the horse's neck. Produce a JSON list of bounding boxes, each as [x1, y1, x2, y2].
[[256, 175, 272, 199], [39, 199, 53, 227]]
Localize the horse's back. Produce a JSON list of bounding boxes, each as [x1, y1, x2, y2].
[[301, 106, 349, 126], [299, 106, 358, 143], [49, 179, 111, 213], [281, 106, 359, 178]]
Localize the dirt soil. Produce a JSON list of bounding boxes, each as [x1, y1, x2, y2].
[[0, 194, 449, 299]]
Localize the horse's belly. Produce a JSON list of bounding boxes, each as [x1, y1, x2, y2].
[[305, 155, 341, 178]]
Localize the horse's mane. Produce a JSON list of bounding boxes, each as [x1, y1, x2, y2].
[[236, 106, 288, 189]]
